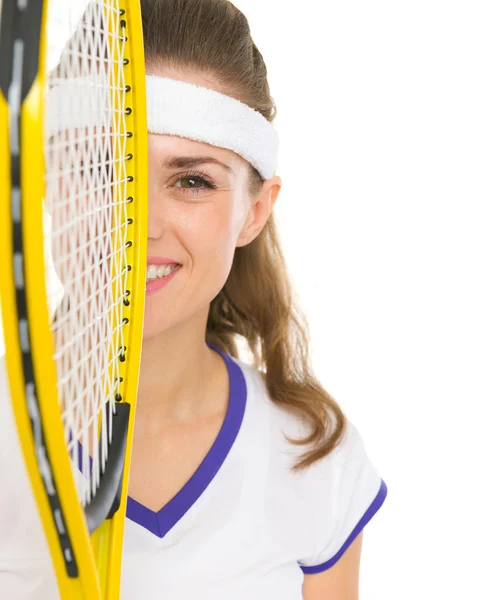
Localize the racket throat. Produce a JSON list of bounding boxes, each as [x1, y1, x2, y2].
[[84, 403, 131, 534]]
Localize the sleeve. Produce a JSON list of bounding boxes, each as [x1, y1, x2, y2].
[[0, 356, 61, 599], [298, 419, 388, 574]]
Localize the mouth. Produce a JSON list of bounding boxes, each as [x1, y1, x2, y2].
[[94, 255, 183, 291], [145, 263, 181, 296], [145, 262, 181, 283]]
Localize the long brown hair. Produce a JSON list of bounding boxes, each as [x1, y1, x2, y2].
[[141, 0, 347, 469]]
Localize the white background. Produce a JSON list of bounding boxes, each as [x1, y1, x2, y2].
[[233, 1, 486, 598], [1, 1, 485, 598]]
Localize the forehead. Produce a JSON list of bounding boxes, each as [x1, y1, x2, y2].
[[148, 133, 249, 174], [46, 126, 111, 164]]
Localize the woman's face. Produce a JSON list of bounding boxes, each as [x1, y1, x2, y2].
[[142, 66, 284, 342], [144, 130, 253, 340]]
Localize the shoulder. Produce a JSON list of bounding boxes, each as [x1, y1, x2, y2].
[[230, 354, 387, 574], [230, 353, 347, 466]]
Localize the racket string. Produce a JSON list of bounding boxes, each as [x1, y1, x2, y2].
[[45, 0, 130, 506]]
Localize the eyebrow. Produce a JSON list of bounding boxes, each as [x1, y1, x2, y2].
[[160, 155, 235, 176]]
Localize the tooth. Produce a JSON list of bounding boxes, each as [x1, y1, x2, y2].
[[147, 264, 157, 279], [156, 266, 165, 278]]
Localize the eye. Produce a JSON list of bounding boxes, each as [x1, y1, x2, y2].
[[79, 155, 111, 181], [173, 170, 217, 196], [83, 163, 103, 178]]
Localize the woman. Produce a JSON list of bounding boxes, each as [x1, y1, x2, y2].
[[121, 0, 388, 599]]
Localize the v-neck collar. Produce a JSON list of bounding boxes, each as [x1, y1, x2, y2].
[[126, 343, 247, 538]]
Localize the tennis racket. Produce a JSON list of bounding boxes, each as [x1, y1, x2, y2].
[[0, 0, 147, 597]]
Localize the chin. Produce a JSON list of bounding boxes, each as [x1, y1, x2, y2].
[[142, 304, 171, 340]]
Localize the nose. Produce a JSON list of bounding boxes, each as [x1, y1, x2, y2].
[[147, 181, 168, 241]]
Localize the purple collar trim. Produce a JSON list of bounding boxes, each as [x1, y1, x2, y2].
[[126, 342, 247, 538]]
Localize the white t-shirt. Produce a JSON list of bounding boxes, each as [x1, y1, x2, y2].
[[0, 345, 387, 599]]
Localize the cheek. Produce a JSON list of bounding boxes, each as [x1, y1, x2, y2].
[[189, 200, 243, 279], [47, 173, 114, 309], [143, 201, 239, 337]]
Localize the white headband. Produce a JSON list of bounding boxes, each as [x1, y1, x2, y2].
[[146, 76, 278, 179], [46, 76, 279, 180]]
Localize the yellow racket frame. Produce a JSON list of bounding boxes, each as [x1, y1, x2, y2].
[[0, 0, 147, 598]]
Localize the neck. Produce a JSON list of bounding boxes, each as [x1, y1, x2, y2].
[[135, 310, 225, 434]]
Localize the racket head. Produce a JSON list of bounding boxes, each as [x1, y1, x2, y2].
[[0, 0, 147, 597]]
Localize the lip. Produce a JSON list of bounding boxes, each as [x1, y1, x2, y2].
[[145, 265, 181, 296], [147, 256, 181, 266]]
